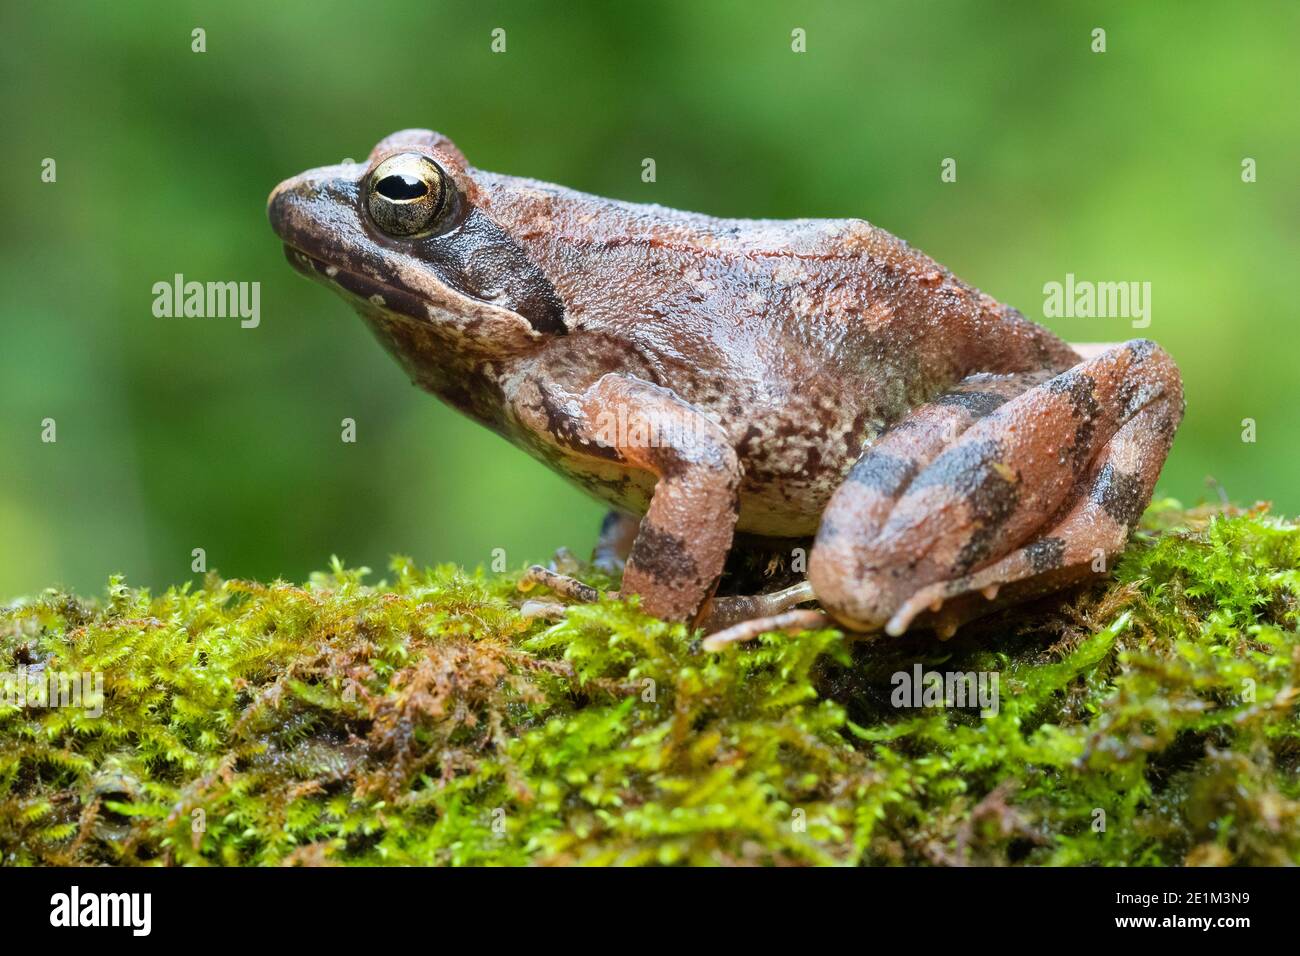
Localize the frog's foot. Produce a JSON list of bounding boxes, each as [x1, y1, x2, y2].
[[520, 510, 640, 616], [518, 562, 819, 640], [591, 510, 640, 574], [809, 340, 1182, 636], [698, 580, 818, 632], [701, 609, 829, 652]]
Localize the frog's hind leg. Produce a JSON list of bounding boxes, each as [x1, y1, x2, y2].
[[816, 368, 1057, 545], [885, 378, 1179, 636], [700, 369, 1051, 647], [809, 340, 1182, 637]]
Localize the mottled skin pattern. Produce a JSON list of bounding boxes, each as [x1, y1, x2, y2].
[[269, 129, 1183, 640]]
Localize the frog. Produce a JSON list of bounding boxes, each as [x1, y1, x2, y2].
[[268, 129, 1183, 649]]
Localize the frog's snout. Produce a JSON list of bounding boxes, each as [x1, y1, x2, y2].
[[267, 172, 318, 239], [267, 178, 291, 217], [267, 162, 367, 242], [266, 176, 301, 239]]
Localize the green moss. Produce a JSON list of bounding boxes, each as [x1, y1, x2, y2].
[[2, 500, 1298, 866]]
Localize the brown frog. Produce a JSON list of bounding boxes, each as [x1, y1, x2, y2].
[[268, 129, 1183, 648]]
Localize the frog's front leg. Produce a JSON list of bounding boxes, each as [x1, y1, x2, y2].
[[518, 374, 742, 624], [809, 340, 1182, 638]]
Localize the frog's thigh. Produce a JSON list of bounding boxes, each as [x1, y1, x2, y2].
[[808, 369, 1051, 611], [810, 341, 1182, 634], [816, 369, 1055, 547], [576, 375, 742, 622]]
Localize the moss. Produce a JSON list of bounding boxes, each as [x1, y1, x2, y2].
[[2, 500, 1298, 866]]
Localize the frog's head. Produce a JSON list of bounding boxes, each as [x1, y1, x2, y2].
[[268, 129, 566, 371]]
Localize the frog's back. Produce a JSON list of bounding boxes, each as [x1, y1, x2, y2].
[[487, 172, 1076, 536], [484, 170, 1052, 367]]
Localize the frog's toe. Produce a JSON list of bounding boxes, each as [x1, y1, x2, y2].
[[518, 564, 605, 604]]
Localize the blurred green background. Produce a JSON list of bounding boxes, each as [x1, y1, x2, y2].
[[2, 0, 1296, 598]]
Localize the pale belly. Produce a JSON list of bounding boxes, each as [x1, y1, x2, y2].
[[541, 444, 850, 539]]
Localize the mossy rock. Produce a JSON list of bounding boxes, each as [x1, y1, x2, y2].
[[2, 500, 1298, 866]]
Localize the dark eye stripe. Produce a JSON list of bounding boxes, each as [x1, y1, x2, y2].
[[422, 208, 568, 335]]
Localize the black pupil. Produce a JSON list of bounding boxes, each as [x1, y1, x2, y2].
[[375, 173, 427, 200]]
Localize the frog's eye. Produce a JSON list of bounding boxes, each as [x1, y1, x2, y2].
[[365, 153, 451, 238]]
